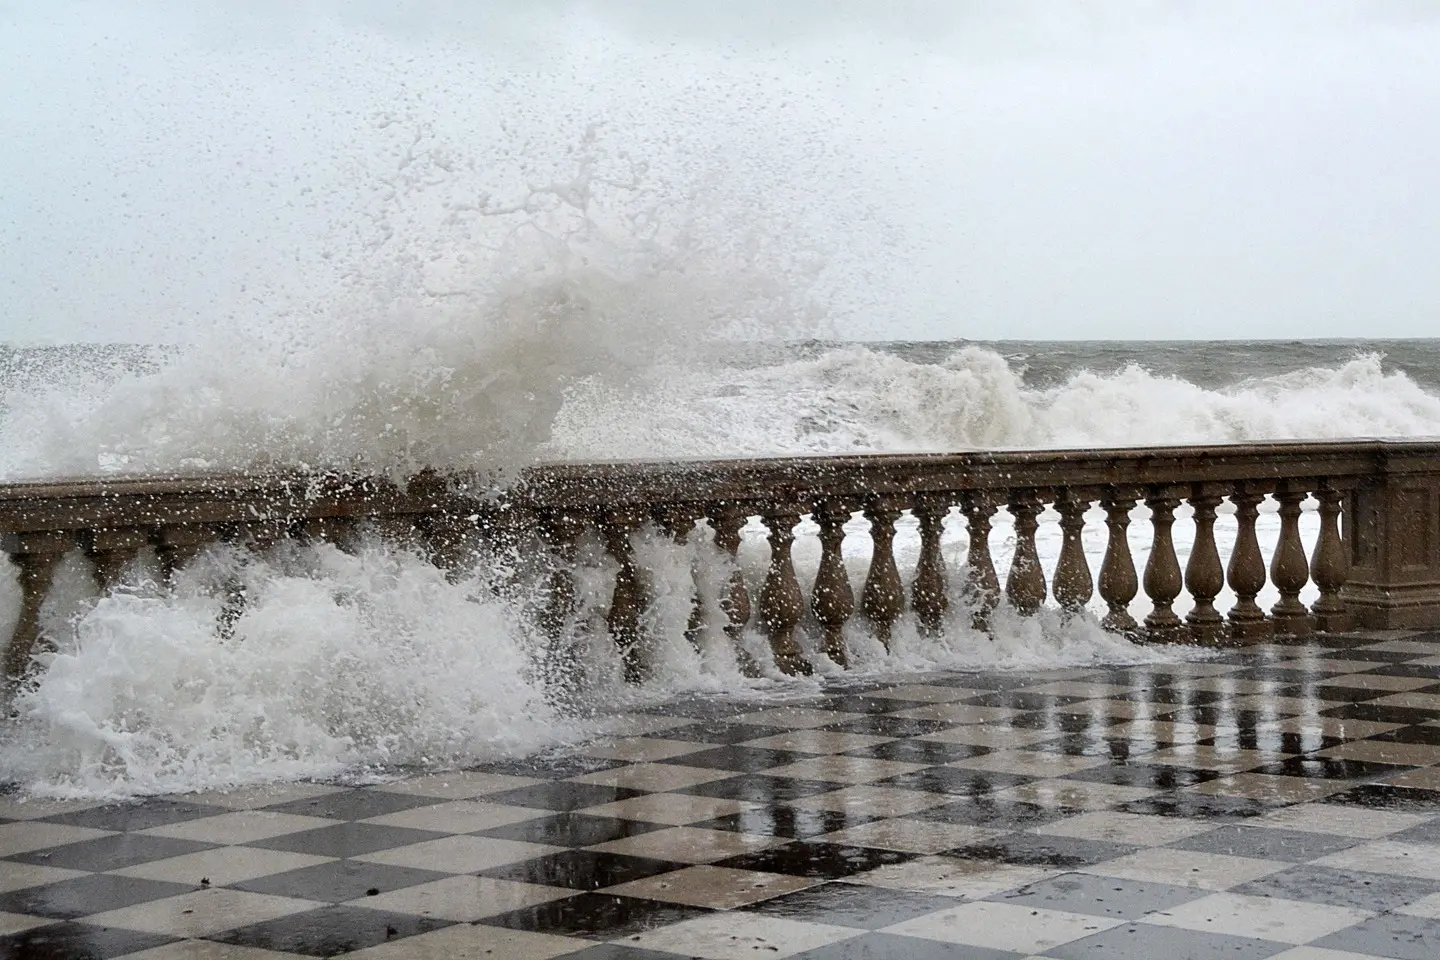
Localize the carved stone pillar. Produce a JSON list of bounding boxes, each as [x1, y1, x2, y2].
[[1310, 483, 1352, 633], [710, 504, 760, 677], [302, 517, 362, 556], [1269, 482, 1314, 637], [960, 492, 1001, 630], [759, 506, 810, 675], [536, 511, 586, 642], [1005, 490, 1046, 616], [1098, 488, 1140, 636], [1052, 490, 1095, 618], [911, 496, 951, 634], [1143, 486, 1186, 643], [1, 532, 70, 684], [810, 500, 856, 667], [655, 504, 705, 652], [862, 498, 906, 649], [85, 527, 150, 594], [156, 524, 222, 588], [1344, 449, 1440, 628], [1184, 485, 1227, 644], [600, 508, 649, 683], [1226, 484, 1274, 642]]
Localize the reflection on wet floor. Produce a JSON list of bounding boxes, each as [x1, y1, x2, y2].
[[3, 631, 1440, 958]]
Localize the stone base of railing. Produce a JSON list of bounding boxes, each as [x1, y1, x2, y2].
[[2, 440, 1439, 686]]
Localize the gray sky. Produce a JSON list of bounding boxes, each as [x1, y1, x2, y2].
[[2, 0, 1439, 343]]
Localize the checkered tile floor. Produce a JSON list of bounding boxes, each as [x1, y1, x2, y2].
[[5, 632, 1440, 959]]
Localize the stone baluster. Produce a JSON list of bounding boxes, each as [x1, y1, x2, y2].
[[655, 505, 706, 652], [911, 496, 951, 635], [1098, 488, 1140, 636], [1, 532, 71, 684], [759, 505, 810, 675], [156, 529, 203, 588], [600, 508, 650, 683], [1309, 483, 1352, 632], [1226, 484, 1274, 642], [1005, 490, 1047, 616], [1184, 484, 1227, 644], [536, 511, 586, 642], [302, 517, 361, 555], [960, 492, 1001, 630], [861, 497, 906, 649], [811, 499, 856, 667], [1269, 482, 1313, 637], [1052, 490, 1095, 618], [710, 504, 761, 677], [421, 514, 478, 580], [1143, 486, 1186, 643], [85, 528, 149, 594]]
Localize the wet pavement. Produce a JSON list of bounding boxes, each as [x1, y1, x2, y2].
[[4, 631, 1440, 958]]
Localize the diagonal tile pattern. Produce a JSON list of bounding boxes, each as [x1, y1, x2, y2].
[[2, 631, 1440, 958]]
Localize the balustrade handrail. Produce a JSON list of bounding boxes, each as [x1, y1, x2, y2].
[[2, 438, 1439, 685], [1, 438, 1437, 533]]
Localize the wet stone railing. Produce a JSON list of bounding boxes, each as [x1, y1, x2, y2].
[[2, 440, 1439, 684]]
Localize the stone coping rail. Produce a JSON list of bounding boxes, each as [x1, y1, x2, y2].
[[3, 439, 1439, 683]]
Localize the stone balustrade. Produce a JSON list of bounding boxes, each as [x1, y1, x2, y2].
[[3, 439, 1439, 684]]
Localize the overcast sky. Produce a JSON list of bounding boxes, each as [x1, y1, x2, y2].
[[3, 1, 1439, 343]]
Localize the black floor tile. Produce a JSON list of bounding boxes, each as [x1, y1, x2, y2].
[[1311, 912, 1440, 960], [1109, 687, 1228, 706], [1254, 755, 1410, 781], [1387, 817, 1440, 845], [483, 781, 647, 812], [1045, 921, 1284, 960], [693, 807, 882, 839], [5, 833, 216, 872], [990, 871, 1208, 919], [740, 881, 956, 928], [907, 798, 1073, 829], [0, 922, 175, 960], [1320, 783, 1440, 811], [560, 945, 697, 960], [679, 774, 842, 803], [36, 800, 226, 832], [875, 766, 1033, 797], [822, 716, 956, 737], [478, 849, 685, 889], [1232, 863, 1440, 912], [949, 832, 1139, 869], [842, 739, 991, 764], [1118, 793, 1276, 820], [714, 841, 914, 880], [1372, 724, 1440, 746], [477, 813, 669, 847], [1004, 711, 1127, 734], [469, 754, 630, 779], [477, 892, 711, 939], [1026, 735, 1148, 759], [811, 694, 916, 715], [960, 691, 1094, 712], [0, 875, 196, 921], [658, 721, 791, 745], [1201, 730, 1344, 754], [261, 788, 443, 822], [207, 904, 452, 957], [249, 821, 448, 858], [1167, 824, 1359, 862], [1359, 662, 1440, 679], [1061, 762, 1222, 790], [794, 932, 1023, 959], [1321, 702, 1439, 726], [653, 745, 808, 773], [232, 858, 450, 903]]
